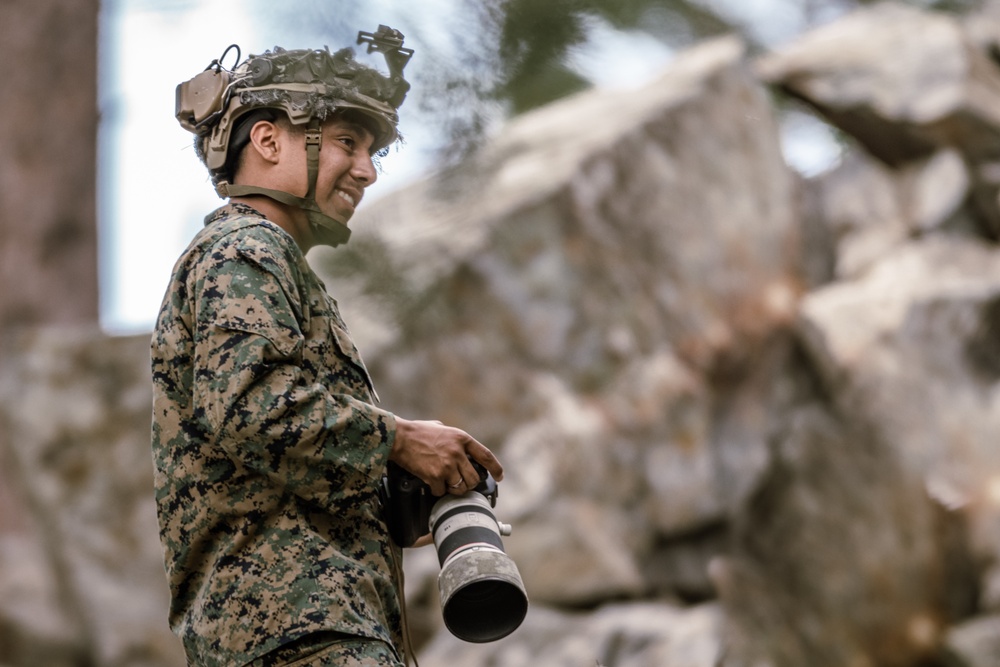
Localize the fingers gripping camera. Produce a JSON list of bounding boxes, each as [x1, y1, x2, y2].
[[384, 461, 528, 642]]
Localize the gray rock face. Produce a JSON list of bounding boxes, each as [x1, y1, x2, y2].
[[947, 614, 1000, 667], [4, 4, 1000, 666], [757, 3, 1000, 165], [758, 1, 1000, 237], [0, 328, 184, 667], [341, 35, 800, 622], [416, 602, 721, 667], [799, 236, 1000, 502]]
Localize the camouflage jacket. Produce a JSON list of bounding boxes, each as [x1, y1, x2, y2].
[[151, 203, 402, 666]]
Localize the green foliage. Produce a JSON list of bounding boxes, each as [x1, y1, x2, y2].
[[495, 0, 591, 112], [493, 0, 735, 113]]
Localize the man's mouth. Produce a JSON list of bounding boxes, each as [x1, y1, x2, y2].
[[336, 189, 357, 207]]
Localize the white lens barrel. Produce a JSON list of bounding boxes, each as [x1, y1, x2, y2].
[[429, 492, 528, 643]]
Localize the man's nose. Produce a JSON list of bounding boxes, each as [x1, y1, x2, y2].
[[353, 154, 378, 186]]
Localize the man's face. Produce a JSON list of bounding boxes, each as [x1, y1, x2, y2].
[[312, 116, 379, 224]]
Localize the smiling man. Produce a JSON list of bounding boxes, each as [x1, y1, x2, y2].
[[227, 111, 378, 252], [151, 28, 502, 667]]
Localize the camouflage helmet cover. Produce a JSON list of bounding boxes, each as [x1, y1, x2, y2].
[[177, 25, 413, 184]]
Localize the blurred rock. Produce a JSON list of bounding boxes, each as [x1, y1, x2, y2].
[[757, 3, 1000, 166], [759, 2, 1000, 237], [328, 31, 799, 565], [979, 564, 1000, 613], [735, 234, 1000, 665], [0, 327, 183, 667], [802, 147, 972, 281], [798, 236, 1000, 554], [945, 614, 1000, 667], [331, 34, 799, 390], [898, 149, 969, 235], [807, 148, 910, 280], [0, 537, 82, 667], [795, 172, 837, 289], [505, 498, 647, 606], [642, 524, 728, 603], [9, 5, 1000, 665], [719, 401, 949, 667], [416, 602, 720, 667]]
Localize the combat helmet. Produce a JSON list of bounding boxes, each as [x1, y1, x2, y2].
[[175, 25, 413, 247]]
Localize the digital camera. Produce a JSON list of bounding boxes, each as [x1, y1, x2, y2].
[[384, 460, 528, 642]]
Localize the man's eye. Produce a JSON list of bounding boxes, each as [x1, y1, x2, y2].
[[339, 136, 356, 149]]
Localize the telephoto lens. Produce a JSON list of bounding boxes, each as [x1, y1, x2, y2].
[[429, 481, 528, 643]]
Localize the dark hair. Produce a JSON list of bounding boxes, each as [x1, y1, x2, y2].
[[223, 108, 281, 184]]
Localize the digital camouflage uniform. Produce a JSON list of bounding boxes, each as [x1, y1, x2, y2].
[[151, 202, 404, 666]]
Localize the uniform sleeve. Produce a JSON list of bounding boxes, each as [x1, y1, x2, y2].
[[190, 236, 396, 514]]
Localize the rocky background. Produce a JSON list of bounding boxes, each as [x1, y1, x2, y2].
[[3, 3, 1000, 666]]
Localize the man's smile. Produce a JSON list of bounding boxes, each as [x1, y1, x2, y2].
[[335, 188, 358, 208]]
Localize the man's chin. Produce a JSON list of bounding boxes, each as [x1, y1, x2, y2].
[[325, 204, 354, 226]]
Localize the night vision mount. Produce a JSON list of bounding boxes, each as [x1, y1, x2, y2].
[[357, 24, 414, 109]]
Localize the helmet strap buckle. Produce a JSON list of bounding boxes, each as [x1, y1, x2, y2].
[[304, 119, 322, 201]]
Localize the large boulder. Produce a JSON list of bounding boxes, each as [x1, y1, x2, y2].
[[416, 601, 721, 667], [326, 35, 802, 617], [757, 2, 1000, 166], [716, 397, 959, 667], [801, 147, 971, 281], [757, 2, 1000, 236], [714, 201, 1000, 667], [798, 235, 1000, 560]]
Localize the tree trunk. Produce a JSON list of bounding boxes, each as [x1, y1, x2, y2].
[[0, 0, 99, 331]]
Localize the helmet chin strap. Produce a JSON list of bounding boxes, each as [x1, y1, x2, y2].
[[216, 118, 352, 248]]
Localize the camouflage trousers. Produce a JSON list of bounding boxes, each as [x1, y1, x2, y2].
[[255, 632, 405, 667]]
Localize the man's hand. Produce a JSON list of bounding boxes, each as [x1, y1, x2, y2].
[[409, 533, 434, 549], [390, 417, 503, 497]]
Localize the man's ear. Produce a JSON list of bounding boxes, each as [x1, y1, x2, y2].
[[247, 120, 282, 165]]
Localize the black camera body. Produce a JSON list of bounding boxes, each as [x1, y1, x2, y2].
[[384, 460, 497, 548]]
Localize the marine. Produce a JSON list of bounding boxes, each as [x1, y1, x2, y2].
[[152, 26, 503, 666]]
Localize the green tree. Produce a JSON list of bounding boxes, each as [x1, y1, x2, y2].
[[493, 0, 734, 113]]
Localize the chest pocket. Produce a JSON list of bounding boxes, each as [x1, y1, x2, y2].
[[324, 313, 380, 403], [300, 286, 381, 403]]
